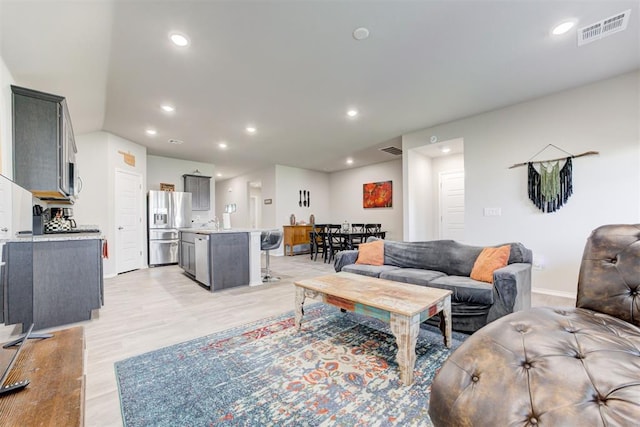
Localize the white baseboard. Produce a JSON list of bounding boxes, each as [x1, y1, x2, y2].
[[532, 287, 576, 300]]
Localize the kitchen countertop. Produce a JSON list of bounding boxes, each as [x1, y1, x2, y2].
[[179, 228, 264, 234], [1, 232, 103, 243], [34, 233, 103, 241]]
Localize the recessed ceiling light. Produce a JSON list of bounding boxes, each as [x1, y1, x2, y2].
[[168, 138, 184, 145], [246, 126, 256, 134], [161, 104, 175, 113], [552, 21, 575, 36], [346, 158, 354, 165], [145, 129, 157, 136], [169, 32, 190, 47], [218, 142, 227, 149], [216, 173, 222, 177], [440, 146, 451, 154], [353, 27, 370, 41], [347, 109, 359, 118]]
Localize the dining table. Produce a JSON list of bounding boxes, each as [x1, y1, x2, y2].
[[310, 229, 387, 253]]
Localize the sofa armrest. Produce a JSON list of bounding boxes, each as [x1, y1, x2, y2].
[[487, 263, 532, 323], [334, 250, 359, 272]]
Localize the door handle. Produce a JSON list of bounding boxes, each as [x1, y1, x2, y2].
[[118, 226, 124, 230], [0, 227, 8, 232]]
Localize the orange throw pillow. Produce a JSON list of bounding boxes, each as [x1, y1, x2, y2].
[[470, 245, 511, 283], [355, 240, 384, 266]]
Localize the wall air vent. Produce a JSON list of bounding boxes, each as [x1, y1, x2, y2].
[[578, 9, 630, 46], [379, 146, 402, 156]]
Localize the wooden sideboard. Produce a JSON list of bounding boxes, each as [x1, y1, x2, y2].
[[283, 225, 312, 256], [0, 326, 84, 426]]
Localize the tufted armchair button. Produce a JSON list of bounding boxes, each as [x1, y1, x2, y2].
[[471, 375, 479, 382], [523, 362, 532, 369], [530, 417, 538, 424]]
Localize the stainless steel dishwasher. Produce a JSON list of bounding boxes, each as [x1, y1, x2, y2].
[[194, 234, 210, 287]]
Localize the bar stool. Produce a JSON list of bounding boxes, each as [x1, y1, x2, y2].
[[261, 229, 283, 282]]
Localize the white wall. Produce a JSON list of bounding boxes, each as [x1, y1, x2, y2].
[[329, 159, 403, 241], [275, 164, 331, 228], [404, 148, 432, 241], [75, 131, 147, 277], [147, 155, 216, 225], [0, 55, 15, 177], [404, 71, 640, 297]]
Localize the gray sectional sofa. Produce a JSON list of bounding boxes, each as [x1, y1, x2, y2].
[[334, 238, 533, 332]]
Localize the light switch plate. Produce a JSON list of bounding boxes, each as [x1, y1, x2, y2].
[[483, 207, 502, 216]]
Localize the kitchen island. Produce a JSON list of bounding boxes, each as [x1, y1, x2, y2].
[[178, 229, 263, 290]]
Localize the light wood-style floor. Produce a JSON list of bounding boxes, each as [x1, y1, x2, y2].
[[0, 255, 574, 427]]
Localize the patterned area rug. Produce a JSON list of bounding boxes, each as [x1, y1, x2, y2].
[[115, 303, 466, 426]]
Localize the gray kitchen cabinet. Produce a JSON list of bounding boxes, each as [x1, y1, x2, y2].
[[1, 241, 33, 326], [179, 232, 196, 276], [12, 85, 78, 203], [183, 174, 211, 211], [2, 238, 103, 330]]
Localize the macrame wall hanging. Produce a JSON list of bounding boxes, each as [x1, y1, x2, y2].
[[509, 145, 598, 213]]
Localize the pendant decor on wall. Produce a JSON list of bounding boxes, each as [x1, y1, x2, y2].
[[527, 158, 572, 213], [509, 145, 598, 214]]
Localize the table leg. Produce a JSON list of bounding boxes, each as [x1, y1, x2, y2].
[[294, 286, 306, 331], [390, 313, 420, 386], [439, 295, 452, 348]]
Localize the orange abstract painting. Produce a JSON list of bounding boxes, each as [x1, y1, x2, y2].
[[363, 181, 392, 208]]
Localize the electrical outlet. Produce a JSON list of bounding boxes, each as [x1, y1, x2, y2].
[[483, 207, 502, 216], [532, 254, 545, 270]]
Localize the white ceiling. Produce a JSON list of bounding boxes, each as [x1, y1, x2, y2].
[[1, 1, 638, 179]]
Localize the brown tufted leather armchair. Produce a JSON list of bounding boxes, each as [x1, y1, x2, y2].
[[428, 224, 640, 427]]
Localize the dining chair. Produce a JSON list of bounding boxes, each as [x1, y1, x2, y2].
[[350, 223, 366, 248], [364, 224, 382, 241], [310, 224, 328, 262], [326, 224, 344, 263]]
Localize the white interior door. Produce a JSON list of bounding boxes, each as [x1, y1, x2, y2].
[[439, 170, 465, 240], [115, 169, 143, 274]]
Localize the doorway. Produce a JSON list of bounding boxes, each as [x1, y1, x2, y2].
[[406, 138, 465, 241], [115, 169, 144, 274]]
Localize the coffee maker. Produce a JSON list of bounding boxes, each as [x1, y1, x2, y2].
[[61, 208, 77, 228]]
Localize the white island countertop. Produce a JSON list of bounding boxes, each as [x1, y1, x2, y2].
[[179, 228, 266, 234]]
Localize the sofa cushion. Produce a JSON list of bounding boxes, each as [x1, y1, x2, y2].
[[355, 240, 384, 265], [428, 275, 494, 305], [379, 268, 447, 286], [342, 264, 401, 278], [470, 245, 511, 283]]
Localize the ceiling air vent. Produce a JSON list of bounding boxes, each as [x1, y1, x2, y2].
[[578, 9, 630, 46], [379, 146, 402, 156]]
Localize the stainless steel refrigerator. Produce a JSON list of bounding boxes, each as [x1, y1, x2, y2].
[[148, 190, 192, 266]]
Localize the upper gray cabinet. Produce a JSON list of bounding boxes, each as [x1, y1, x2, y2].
[[12, 85, 78, 203], [183, 174, 211, 211]]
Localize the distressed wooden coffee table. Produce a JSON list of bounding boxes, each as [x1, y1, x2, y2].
[[294, 271, 452, 386]]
